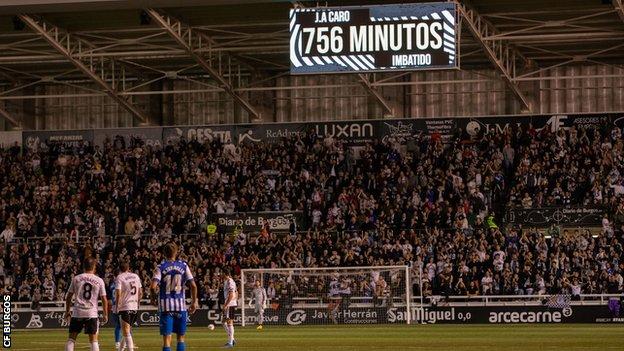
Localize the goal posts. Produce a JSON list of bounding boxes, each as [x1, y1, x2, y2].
[[240, 266, 411, 326]]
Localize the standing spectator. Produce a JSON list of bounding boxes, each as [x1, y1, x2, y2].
[[289, 219, 297, 238], [0, 224, 15, 242], [124, 216, 136, 236], [481, 270, 493, 295]]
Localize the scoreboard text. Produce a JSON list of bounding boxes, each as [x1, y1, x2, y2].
[[290, 3, 457, 74]]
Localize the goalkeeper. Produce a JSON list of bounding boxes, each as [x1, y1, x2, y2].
[[249, 280, 268, 330]]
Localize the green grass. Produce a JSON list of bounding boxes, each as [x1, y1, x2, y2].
[[11, 324, 624, 351]]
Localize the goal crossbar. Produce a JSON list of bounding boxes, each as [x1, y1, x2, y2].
[[241, 265, 409, 273]]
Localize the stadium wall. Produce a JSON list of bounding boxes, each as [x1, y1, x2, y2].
[[3, 64, 624, 130], [7, 112, 623, 150]]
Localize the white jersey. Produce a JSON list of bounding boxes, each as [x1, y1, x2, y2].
[[329, 280, 341, 297], [223, 277, 238, 307], [252, 286, 268, 307], [67, 273, 106, 318], [114, 272, 142, 312]]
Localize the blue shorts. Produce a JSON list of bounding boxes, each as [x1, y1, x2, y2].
[[112, 313, 121, 328], [159, 311, 188, 336]]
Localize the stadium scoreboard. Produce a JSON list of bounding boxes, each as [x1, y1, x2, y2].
[[290, 2, 458, 74]]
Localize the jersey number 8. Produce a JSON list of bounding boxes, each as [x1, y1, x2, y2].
[[82, 283, 93, 299]]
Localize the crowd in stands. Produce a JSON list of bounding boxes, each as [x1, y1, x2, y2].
[[1, 121, 623, 305]]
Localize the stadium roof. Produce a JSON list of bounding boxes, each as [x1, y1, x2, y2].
[[0, 0, 621, 75], [0, 0, 622, 121]]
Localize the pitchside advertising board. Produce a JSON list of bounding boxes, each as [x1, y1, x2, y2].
[[8, 302, 624, 329], [290, 3, 458, 74]]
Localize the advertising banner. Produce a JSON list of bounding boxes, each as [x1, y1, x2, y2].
[[22, 129, 93, 151], [17, 112, 621, 150], [9, 301, 624, 329], [505, 207, 606, 227], [290, 3, 458, 74], [162, 125, 235, 145], [310, 120, 378, 145], [0, 131, 21, 148], [379, 118, 457, 143], [93, 127, 163, 148], [453, 113, 618, 141], [235, 123, 307, 145], [212, 211, 303, 232], [372, 113, 622, 145]]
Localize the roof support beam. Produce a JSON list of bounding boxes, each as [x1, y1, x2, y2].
[[615, 0, 624, 24], [0, 105, 20, 128], [358, 74, 394, 116], [454, 1, 534, 111], [145, 8, 261, 120], [18, 14, 149, 124]]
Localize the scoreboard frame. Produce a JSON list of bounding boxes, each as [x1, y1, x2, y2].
[[289, 2, 459, 75]]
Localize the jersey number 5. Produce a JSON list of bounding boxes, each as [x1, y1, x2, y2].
[[163, 274, 182, 295]]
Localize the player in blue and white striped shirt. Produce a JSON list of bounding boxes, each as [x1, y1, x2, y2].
[[150, 243, 198, 351]]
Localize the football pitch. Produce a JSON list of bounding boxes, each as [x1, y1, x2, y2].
[[11, 324, 623, 351]]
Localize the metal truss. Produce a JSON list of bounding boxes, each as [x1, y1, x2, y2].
[[145, 8, 262, 120], [0, 2, 616, 108], [454, 0, 534, 111], [615, 0, 624, 24], [18, 14, 150, 123], [358, 74, 394, 116], [0, 105, 20, 128]]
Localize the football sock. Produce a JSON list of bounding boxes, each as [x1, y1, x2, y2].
[[163, 347, 171, 351], [124, 335, 134, 351], [223, 322, 230, 341], [228, 324, 235, 343], [65, 339, 75, 351], [176, 342, 186, 351], [90, 342, 99, 351]]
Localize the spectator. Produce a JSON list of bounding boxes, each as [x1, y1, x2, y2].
[[124, 216, 136, 236], [521, 193, 532, 208], [481, 270, 493, 295], [0, 224, 15, 242], [0, 123, 622, 302]]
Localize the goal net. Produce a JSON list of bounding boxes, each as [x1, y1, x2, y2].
[[240, 266, 411, 326]]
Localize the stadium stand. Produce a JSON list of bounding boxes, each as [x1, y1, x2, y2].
[[3, 1, 624, 349], [2, 123, 623, 306]]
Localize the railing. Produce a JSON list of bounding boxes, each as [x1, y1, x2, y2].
[[10, 299, 158, 312], [5, 227, 457, 245], [12, 294, 623, 312], [7, 232, 205, 244], [5, 222, 611, 246], [421, 294, 624, 306]]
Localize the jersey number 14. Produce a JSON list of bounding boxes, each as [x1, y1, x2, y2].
[[163, 274, 182, 294]]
